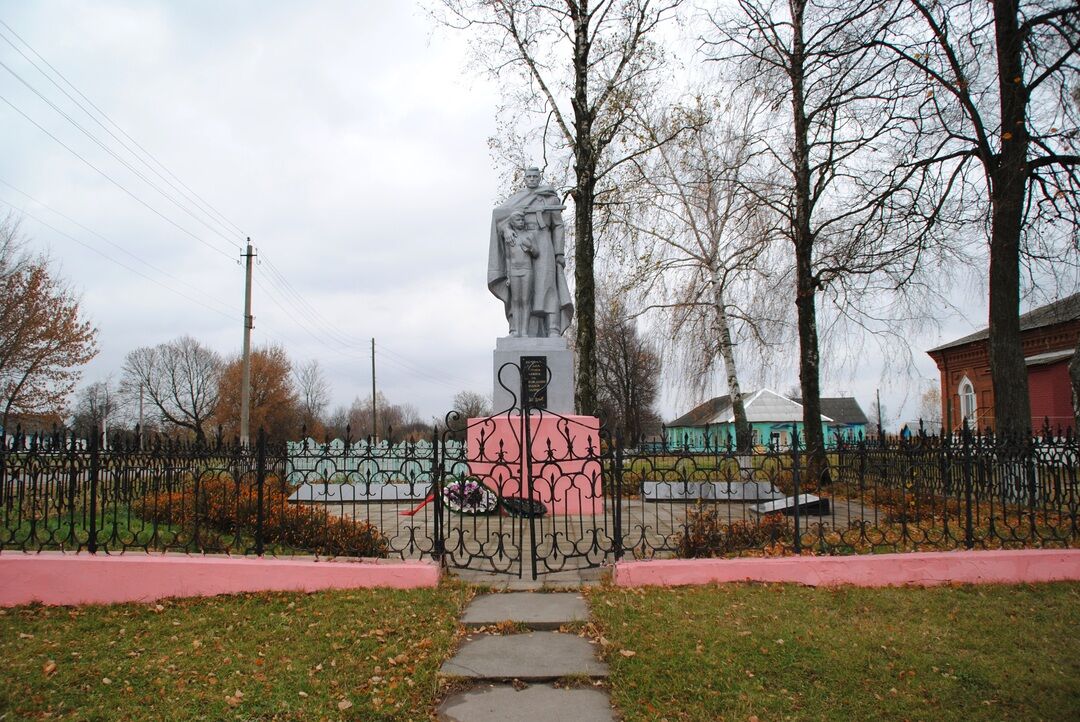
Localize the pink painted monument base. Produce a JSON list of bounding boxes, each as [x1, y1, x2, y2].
[[466, 414, 603, 515]]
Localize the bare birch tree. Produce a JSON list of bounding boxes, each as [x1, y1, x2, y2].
[[433, 0, 685, 413], [704, 0, 939, 470], [614, 93, 786, 450]]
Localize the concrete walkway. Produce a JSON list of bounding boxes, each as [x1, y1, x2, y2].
[[437, 592, 614, 721]]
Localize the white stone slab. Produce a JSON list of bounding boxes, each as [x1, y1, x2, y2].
[[642, 480, 785, 502], [288, 482, 431, 503], [749, 493, 829, 515]]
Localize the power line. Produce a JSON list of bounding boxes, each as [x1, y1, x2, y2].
[[0, 196, 236, 321], [0, 91, 235, 261], [0, 177, 234, 312], [254, 258, 474, 389], [251, 279, 460, 391], [0, 57, 241, 251], [0, 19, 247, 241]]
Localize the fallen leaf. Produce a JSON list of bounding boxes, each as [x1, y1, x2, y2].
[[43, 660, 57, 677], [338, 699, 353, 711], [298, 691, 308, 698], [102, 678, 112, 685], [619, 649, 637, 658]]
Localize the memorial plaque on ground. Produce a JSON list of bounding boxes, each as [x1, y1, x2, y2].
[[521, 355, 548, 409]]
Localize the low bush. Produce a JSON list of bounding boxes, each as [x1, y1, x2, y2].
[[676, 503, 794, 557], [133, 473, 388, 558]]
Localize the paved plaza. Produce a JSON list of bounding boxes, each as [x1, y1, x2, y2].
[[322, 495, 880, 573]]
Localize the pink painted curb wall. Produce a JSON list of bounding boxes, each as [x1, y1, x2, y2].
[[0, 553, 440, 607], [615, 549, 1080, 588]]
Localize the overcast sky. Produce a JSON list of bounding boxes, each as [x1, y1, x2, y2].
[[0, 0, 1002, 430]]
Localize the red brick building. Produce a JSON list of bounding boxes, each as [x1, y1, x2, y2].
[[927, 293, 1080, 432]]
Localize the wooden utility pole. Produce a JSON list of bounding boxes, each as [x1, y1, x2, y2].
[[371, 337, 377, 441], [876, 388, 883, 438], [240, 239, 256, 445]]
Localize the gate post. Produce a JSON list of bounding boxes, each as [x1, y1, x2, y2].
[[88, 431, 99, 554], [432, 427, 444, 562], [522, 382, 538, 581], [791, 425, 801, 555], [962, 424, 974, 549], [255, 429, 266, 557], [613, 432, 624, 562]]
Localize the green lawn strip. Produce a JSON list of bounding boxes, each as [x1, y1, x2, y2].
[[2, 505, 316, 556], [587, 582, 1080, 721], [0, 582, 472, 721], [1, 504, 189, 552]]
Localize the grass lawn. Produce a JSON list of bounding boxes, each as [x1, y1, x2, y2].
[[587, 582, 1080, 721], [0, 583, 472, 721]]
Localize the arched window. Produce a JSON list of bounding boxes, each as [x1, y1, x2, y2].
[[959, 377, 977, 426]]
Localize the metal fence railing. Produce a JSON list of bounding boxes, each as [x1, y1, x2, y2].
[[618, 426, 1079, 558], [2, 423, 1077, 571]]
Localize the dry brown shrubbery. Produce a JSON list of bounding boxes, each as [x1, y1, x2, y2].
[[676, 503, 794, 558], [133, 473, 388, 558]]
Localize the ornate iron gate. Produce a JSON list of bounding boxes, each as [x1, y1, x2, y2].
[[434, 392, 616, 579]]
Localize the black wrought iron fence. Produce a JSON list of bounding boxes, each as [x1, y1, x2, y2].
[[1, 423, 1077, 569], [627, 425, 1079, 558], [0, 429, 391, 558]]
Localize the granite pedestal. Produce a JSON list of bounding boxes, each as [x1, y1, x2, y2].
[[493, 336, 575, 414]]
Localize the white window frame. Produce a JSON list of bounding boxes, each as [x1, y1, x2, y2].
[[959, 377, 977, 426]]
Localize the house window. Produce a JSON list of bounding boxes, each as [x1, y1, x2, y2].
[[959, 377, 977, 426]]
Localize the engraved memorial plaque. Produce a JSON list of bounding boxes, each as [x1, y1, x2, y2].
[[520, 356, 548, 410]]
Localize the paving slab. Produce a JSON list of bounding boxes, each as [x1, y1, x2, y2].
[[449, 566, 607, 589], [440, 632, 608, 681], [438, 683, 614, 722], [462, 593, 588, 629]]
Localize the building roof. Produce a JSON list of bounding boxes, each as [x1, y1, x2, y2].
[[928, 292, 1080, 353], [668, 395, 731, 427], [792, 397, 870, 426], [668, 390, 835, 427]]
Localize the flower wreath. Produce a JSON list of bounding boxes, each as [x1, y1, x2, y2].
[[442, 476, 498, 515]]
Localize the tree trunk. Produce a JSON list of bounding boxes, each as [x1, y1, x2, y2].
[[713, 273, 751, 451], [789, 0, 827, 475], [572, 6, 597, 415], [988, 0, 1031, 438]]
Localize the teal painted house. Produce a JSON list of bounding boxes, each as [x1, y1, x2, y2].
[[665, 390, 869, 450]]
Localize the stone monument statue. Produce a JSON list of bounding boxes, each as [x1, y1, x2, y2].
[[486, 167, 577, 414], [487, 167, 574, 338]]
